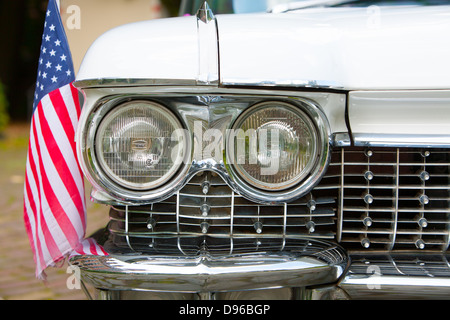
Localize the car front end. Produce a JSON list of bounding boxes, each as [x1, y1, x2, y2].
[[70, 1, 450, 299]]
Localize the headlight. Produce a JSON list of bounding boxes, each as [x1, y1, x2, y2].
[[227, 101, 322, 192], [95, 101, 185, 190]]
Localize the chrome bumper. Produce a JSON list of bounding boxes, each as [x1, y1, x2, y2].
[[69, 240, 450, 299], [69, 248, 348, 293], [340, 274, 450, 299]]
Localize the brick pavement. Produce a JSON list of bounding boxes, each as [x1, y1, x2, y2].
[[0, 123, 110, 300]]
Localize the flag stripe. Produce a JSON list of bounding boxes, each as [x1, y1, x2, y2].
[[39, 92, 86, 227], [23, 172, 44, 274], [25, 0, 107, 279], [25, 127, 50, 270], [29, 106, 68, 275], [62, 83, 82, 131], [48, 88, 77, 156], [35, 104, 84, 248], [69, 83, 81, 119], [31, 118, 66, 259]]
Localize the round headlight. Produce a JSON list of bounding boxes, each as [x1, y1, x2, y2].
[[95, 101, 185, 190], [228, 101, 320, 191]]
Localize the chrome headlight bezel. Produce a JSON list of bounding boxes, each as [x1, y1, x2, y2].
[[77, 92, 335, 205], [225, 99, 331, 203], [79, 98, 192, 203]]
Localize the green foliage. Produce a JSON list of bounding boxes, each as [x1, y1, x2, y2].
[[0, 81, 9, 133]]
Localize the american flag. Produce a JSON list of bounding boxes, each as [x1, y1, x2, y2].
[[24, 0, 106, 280]]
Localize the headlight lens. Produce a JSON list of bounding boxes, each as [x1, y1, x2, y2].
[[95, 101, 185, 190], [229, 101, 318, 191]]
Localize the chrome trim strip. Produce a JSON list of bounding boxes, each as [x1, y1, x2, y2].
[[353, 133, 450, 148], [336, 148, 345, 243], [73, 78, 345, 90], [73, 78, 200, 89], [341, 275, 450, 299], [221, 78, 344, 90], [389, 149, 400, 250], [69, 240, 348, 293], [332, 133, 351, 147]]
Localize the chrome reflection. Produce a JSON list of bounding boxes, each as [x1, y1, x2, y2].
[[78, 94, 333, 205], [69, 238, 349, 293]]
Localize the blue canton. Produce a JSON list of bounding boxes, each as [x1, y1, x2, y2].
[[33, 0, 75, 112]]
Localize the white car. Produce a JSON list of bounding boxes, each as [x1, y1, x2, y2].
[[70, 0, 450, 300]]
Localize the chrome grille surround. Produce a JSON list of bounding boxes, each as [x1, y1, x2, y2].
[[106, 147, 450, 255]]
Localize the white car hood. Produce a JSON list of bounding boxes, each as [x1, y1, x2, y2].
[[76, 5, 450, 90], [217, 5, 450, 90]]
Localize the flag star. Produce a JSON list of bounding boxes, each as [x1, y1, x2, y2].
[[38, 71, 41, 77], [47, 10, 51, 17], [45, 35, 51, 42], [60, 54, 67, 61], [42, 47, 47, 54], [46, 61, 52, 68], [55, 64, 62, 71], [54, 39, 61, 46], [39, 58, 43, 65], [50, 49, 56, 56], [49, 24, 56, 31], [40, 84, 44, 91], [66, 70, 72, 76], [42, 72, 47, 79], [51, 76, 58, 83]]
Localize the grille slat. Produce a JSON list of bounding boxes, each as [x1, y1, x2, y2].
[[337, 147, 450, 252], [107, 147, 449, 255]]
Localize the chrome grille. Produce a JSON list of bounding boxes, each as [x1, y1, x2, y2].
[[108, 169, 339, 255], [337, 148, 450, 251], [107, 147, 450, 254], [348, 253, 450, 277]]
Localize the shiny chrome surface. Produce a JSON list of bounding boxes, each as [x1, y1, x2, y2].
[[107, 172, 338, 254], [353, 133, 450, 148], [75, 146, 450, 298], [77, 92, 339, 205], [69, 239, 348, 293], [336, 148, 450, 251], [340, 252, 450, 299], [196, 1, 219, 85], [73, 78, 199, 89], [223, 98, 331, 204], [103, 146, 450, 254]]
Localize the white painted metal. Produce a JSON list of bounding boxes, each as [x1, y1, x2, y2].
[[76, 16, 200, 83], [349, 90, 450, 143], [217, 5, 450, 90]]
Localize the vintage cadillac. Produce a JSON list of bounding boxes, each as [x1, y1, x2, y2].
[[69, 0, 450, 299]]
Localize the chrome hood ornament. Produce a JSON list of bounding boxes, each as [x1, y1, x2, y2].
[[196, 1, 215, 24], [195, 1, 219, 85]]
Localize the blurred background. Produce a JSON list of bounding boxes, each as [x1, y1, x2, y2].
[[0, 0, 182, 300]]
